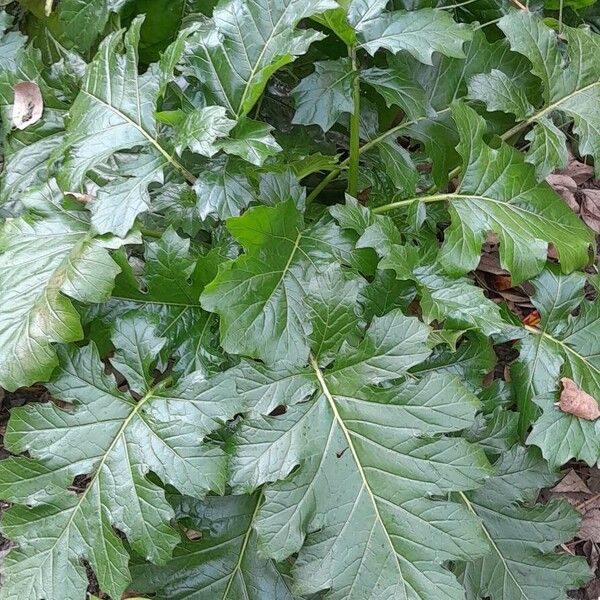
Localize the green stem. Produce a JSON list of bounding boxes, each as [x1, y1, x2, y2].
[[347, 47, 361, 197], [305, 110, 450, 205], [139, 227, 163, 239], [373, 193, 454, 214]]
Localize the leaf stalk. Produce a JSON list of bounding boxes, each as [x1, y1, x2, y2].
[[347, 47, 361, 197]]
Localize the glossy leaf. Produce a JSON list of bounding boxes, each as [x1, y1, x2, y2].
[[439, 102, 593, 283], [291, 58, 355, 132], [131, 494, 294, 600], [514, 267, 600, 466], [0, 314, 235, 600], [179, 0, 337, 118], [201, 199, 358, 366], [458, 446, 591, 600], [231, 309, 491, 599], [0, 182, 126, 391]]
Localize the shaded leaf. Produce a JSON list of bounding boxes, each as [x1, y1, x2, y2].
[[131, 494, 294, 600]]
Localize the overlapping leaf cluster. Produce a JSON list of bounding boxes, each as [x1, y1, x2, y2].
[[0, 0, 599, 598]]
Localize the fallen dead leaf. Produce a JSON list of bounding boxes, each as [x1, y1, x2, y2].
[[580, 509, 600, 543], [582, 540, 600, 572], [489, 273, 513, 291], [559, 151, 595, 185], [581, 189, 600, 233], [552, 469, 592, 494], [476, 253, 508, 275], [65, 191, 94, 203], [558, 378, 600, 421], [12, 81, 43, 130], [587, 468, 600, 494], [547, 173, 579, 213], [523, 310, 541, 328], [183, 528, 202, 541]]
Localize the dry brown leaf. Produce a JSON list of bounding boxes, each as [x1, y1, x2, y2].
[[489, 273, 513, 291], [65, 192, 94, 203], [582, 540, 600, 572], [580, 189, 600, 233], [558, 378, 600, 421], [183, 528, 202, 541], [496, 289, 531, 304], [586, 468, 600, 494], [552, 469, 592, 494], [547, 174, 579, 213], [476, 253, 507, 275], [12, 82, 43, 130], [547, 174, 578, 191], [559, 151, 595, 185], [580, 509, 600, 543]]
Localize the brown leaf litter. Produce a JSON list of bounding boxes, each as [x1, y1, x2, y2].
[[550, 466, 600, 599], [12, 81, 43, 130], [548, 153, 600, 234], [558, 378, 600, 421]]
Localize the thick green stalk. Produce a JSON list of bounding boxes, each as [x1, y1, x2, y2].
[[347, 47, 361, 197], [373, 193, 455, 214]]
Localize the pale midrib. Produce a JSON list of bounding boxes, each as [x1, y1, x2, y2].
[[36, 384, 160, 562], [111, 296, 202, 308], [234, 5, 292, 118], [258, 230, 303, 312], [503, 79, 600, 140], [538, 80, 600, 118], [524, 324, 600, 378], [373, 192, 587, 231], [221, 492, 263, 599], [308, 354, 409, 600], [458, 491, 530, 600], [80, 90, 195, 184]]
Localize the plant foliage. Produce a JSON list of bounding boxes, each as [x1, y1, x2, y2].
[[0, 0, 599, 598]]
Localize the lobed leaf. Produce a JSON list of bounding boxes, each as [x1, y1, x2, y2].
[[0, 314, 236, 600]]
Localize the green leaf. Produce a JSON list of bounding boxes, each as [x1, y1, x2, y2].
[[399, 28, 536, 187], [60, 18, 171, 190], [361, 59, 431, 120], [458, 446, 591, 600], [90, 228, 225, 378], [468, 68, 533, 120], [439, 102, 594, 283], [201, 199, 358, 366], [513, 267, 600, 466], [411, 333, 496, 390], [307, 265, 366, 363], [90, 151, 165, 237], [0, 314, 236, 600], [524, 118, 568, 179], [311, 3, 356, 45], [0, 182, 127, 391], [173, 105, 236, 157], [0, 36, 67, 208], [0, 14, 27, 72], [482, 12, 600, 176], [57, 0, 123, 53], [355, 7, 472, 65], [131, 493, 294, 599], [193, 156, 255, 220], [217, 118, 282, 166], [230, 310, 491, 599], [291, 58, 356, 132], [331, 198, 511, 337], [180, 0, 337, 118]]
